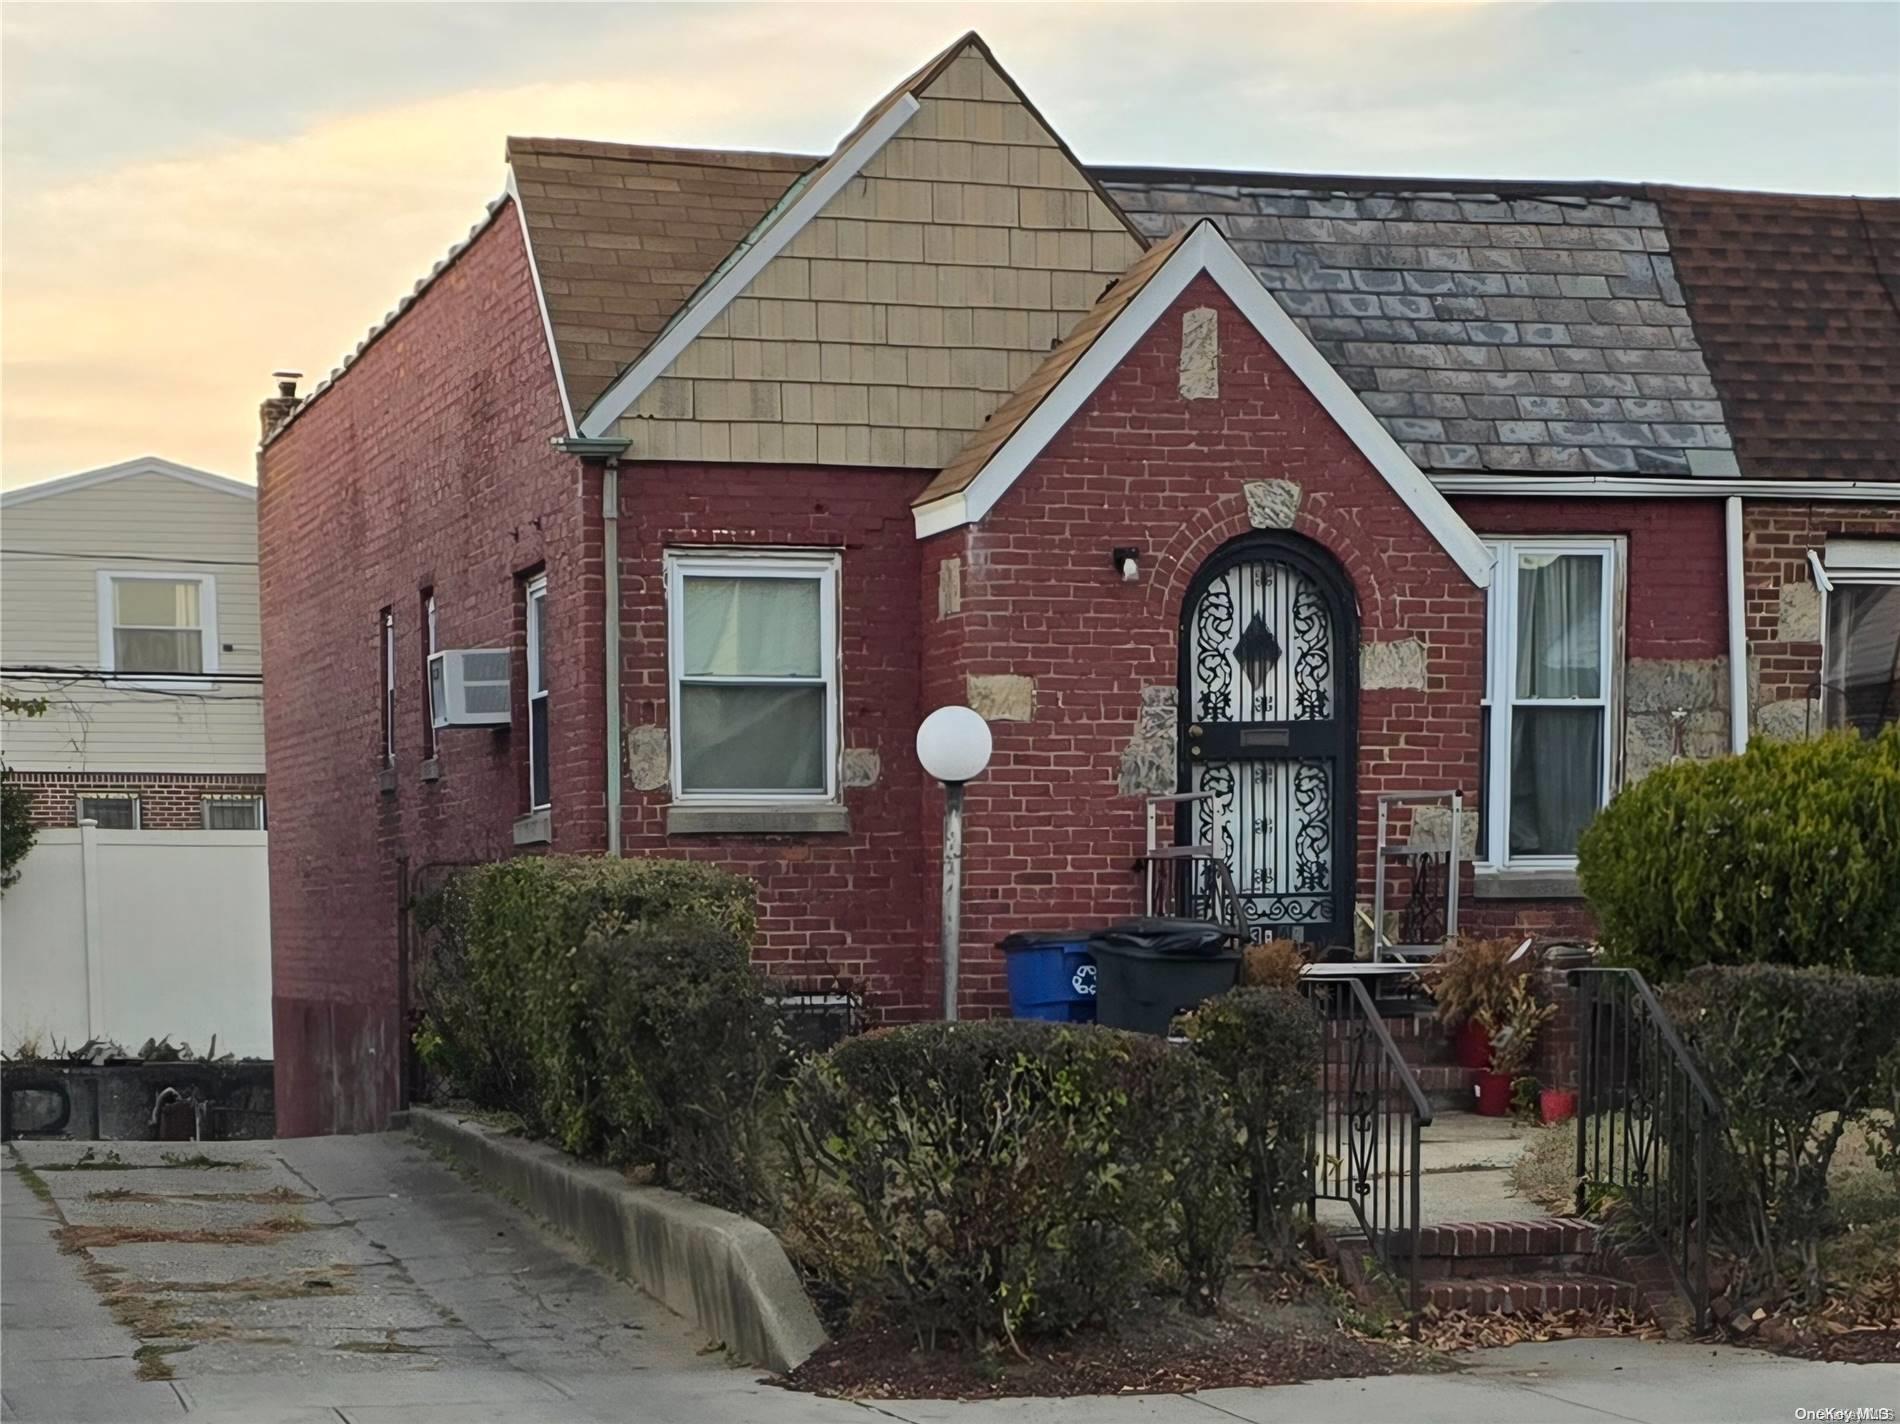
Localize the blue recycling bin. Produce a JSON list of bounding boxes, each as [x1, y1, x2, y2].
[[999, 931, 1098, 1022]]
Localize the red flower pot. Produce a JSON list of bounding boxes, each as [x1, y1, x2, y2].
[[1540, 1089, 1579, 1125], [1454, 1020, 1493, 1070], [1474, 1071, 1513, 1117]]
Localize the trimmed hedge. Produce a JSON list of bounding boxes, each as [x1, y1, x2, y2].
[[779, 1021, 1244, 1348], [1665, 964, 1900, 1291], [1177, 988, 1320, 1251], [415, 856, 775, 1209], [1578, 729, 1900, 981]]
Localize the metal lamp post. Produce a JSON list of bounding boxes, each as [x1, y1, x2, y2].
[[915, 706, 993, 1021]]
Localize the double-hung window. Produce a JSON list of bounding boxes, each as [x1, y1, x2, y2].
[[666, 551, 839, 801], [1821, 540, 1900, 737], [98, 572, 216, 681], [202, 796, 265, 830], [525, 574, 550, 810], [379, 608, 396, 768], [421, 591, 438, 761], [1480, 538, 1621, 867]]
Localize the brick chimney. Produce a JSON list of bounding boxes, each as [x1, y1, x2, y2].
[[258, 370, 303, 441]]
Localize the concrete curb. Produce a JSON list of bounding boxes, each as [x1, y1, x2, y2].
[[401, 1105, 827, 1372]]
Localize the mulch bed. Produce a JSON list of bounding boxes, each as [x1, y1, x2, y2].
[[778, 1296, 1422, 1399], [1730, 1325, 1900, 1365]]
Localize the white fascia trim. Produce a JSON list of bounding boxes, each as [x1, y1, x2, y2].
[[507, 167, 577, 438], [577, 95, 921, 440], [3, 457, 253, 507], [911, 222, 1493, 588], [1433, 474, 1900, 502]]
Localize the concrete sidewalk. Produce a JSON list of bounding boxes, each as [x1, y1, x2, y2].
[[6, 1132, 1893, 1423]]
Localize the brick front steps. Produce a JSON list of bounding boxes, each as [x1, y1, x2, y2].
[[1321, 1004, 1480, 1113], [1326, 1215, 1644, 1319]]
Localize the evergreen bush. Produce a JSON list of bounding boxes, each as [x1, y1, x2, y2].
[[1577, 729, 1900, 981]]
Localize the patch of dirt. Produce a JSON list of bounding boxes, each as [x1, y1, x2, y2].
[[334, 1335, 425, 1356], [1757, 1329, 1900, 1364], [38, 1150, 259, 1173], [133, 1343, 192, 1382], [86, 1185, 312, 1205], [54, 1213, 312, 1251], [777, 1273, 1429, 1400]]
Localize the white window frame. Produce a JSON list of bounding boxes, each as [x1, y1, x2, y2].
[[201, 795, 266, 831], [1479, 536, 1625, 871], [665, 549, 842, 805], [76, 793, 140, 830], [96, 570, 218, 687], [380, 608, 397, 768], [422, 591, 439, 761], [526, 574, 550, 811], [1818, 540, 1900, 735]]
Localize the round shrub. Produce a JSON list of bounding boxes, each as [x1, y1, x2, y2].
[[1176, 987, 1321, 1251], [779, 1021, 1243, 1349], [1577, 729, 1900, 981]]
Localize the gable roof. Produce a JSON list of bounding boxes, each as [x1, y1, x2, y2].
[[566, 33, 1150, 441], [1657, 185, 1900, 482], [1098, 168, 1741, 481], [2, 456, 253, 508], [506, 138, 819, 420], [913, 220, 1492, 587]]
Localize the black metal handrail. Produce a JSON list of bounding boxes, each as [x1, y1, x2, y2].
[[1300, 975, 1433, 1322], [1573, 967, 1722, 1329]]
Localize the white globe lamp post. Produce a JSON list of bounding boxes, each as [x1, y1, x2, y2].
[[916, 706, 993, 1020]]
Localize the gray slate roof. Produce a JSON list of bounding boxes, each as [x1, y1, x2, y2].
[[1097, 171, 1738, 478]]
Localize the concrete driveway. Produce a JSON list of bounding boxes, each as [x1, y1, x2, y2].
[[5, 1132, 1894, 1424]]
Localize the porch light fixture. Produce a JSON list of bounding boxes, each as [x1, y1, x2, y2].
[[1112, 546, 1141, 583], [916, 706, 993, 1021]]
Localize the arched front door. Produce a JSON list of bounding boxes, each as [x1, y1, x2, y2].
[[1178, 533, 1357, 942]]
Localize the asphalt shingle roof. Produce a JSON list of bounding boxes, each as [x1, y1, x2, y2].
[[1098, 170, 1740, 478], [1656, 186, 1900, 482]]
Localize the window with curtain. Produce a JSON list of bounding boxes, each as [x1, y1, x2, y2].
[[202, 796, 265, 830], [102, 574, 213, 676], [668, 551, 838, 799], [526, 575, 550, 810], [1481, 539, 1619, 865], [380, 608, 396, 768], [1824, 582, 1900, 738]]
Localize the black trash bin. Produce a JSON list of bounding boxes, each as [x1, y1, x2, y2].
[[1089, 918, 1241, 1035]]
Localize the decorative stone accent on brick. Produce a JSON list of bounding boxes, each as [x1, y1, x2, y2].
[[1116, 686, 1177, 796], [841, 747, 881, 789], [626, 724, 670, 792], [1775, 582, 1821, 642], [1360, 637, 1428, 690], [966, 673, 1034, 722], [1178, 306, 1219, 400], [1624, 656, 1730, 781], [1756, 694, 1821, 742], [1243, 478, 1301, 529], [938, 555, 961, 618], [1412, 802, 1481, 857]]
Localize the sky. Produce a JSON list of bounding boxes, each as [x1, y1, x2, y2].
[[3, 1, 1897, 489]]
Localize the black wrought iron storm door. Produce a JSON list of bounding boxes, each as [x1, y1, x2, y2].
[[1178, 536, 1356, 942]]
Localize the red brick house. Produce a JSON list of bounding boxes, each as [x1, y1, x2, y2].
[[258, 35, 1900, 1134]]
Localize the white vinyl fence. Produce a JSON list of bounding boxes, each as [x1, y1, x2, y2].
[[2, 828, 271, 1059]]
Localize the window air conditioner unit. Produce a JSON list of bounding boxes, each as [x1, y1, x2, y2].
[[430, 649, 511, 728]]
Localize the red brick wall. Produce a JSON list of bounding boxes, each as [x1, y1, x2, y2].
[[1452, 497, 1727, 658], [918, 275, 1491, 1014], [613, 464, 935, 1017], [258, 203, 598, 1136], [10, 771, 268, 829], [1744, 502, 1900, 710]]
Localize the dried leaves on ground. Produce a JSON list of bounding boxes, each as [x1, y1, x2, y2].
[[1417, 1306, 1661, 1353]]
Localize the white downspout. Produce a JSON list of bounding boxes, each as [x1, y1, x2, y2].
[[1725, 496, 1748, 754], [604, 459, 622, 856]]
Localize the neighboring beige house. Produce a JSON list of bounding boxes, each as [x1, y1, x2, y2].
[[1, 456, 271, 1057]]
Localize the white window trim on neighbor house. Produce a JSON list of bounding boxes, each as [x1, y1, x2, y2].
[[96, 569, 219, 687], [1818, 538, 1900, 736], [201, 795, 267, 831], [1478, 536, 1626, 875], [665, 549, 843, 810], [76, 793, 141, 830]]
